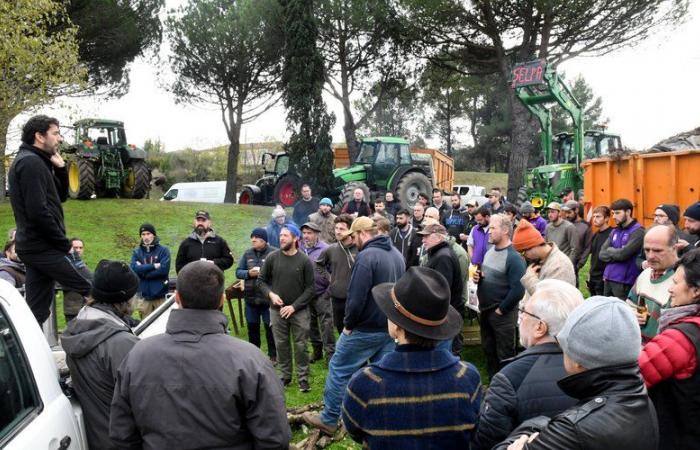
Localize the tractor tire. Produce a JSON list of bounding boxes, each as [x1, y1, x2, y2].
[[122, 160, 150, 199], [273, 174, 300, 207], [68, 159, 95, 200], [395, 172, 431, 209], [339, 182, 370, 212], [238, 187, 255, 205]]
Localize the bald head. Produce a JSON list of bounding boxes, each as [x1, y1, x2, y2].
[[424, 207, 440, 221], [644, 224, 678, 271]]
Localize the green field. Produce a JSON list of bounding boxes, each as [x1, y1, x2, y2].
[[454, 171, 508, 190], [0, 197, 587, 449]]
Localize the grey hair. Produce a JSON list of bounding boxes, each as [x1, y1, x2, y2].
[[529, 279, 584, 337], [490, 213, 512, 232]]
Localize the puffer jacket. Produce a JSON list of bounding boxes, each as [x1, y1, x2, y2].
[[494, 363, 658, 450], [235, 244, 276, 306], [639, 315, 700, 450], [476, 343, 576, 450], [62, 304, 139, 450]]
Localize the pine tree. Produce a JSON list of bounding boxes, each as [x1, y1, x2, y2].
[[280, 0, 335, 194]]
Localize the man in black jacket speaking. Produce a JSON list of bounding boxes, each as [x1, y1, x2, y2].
[[8, 115, 92, 324]]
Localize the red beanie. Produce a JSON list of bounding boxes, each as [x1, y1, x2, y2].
[[513, 218, 545, 252]]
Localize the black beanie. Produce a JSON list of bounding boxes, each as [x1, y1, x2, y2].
[[139, 223, 156, 235], [91, 260, 139, 304], [685, 202, 700, 222], [656, 204, 680, 225]]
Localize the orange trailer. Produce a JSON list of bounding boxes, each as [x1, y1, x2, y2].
[[582, 149, 700, 227], [333, 146, 454, 193]]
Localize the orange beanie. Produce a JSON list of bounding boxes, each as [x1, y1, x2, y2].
[[512, 218, 545, 252]]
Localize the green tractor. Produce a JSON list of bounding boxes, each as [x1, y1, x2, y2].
[[512, 60, 622, 208], [239, 137, 437, 209], [62, 119, 151, 200], [330, 136, 434, 209]]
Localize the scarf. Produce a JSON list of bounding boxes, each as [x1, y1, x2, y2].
[[658, 303, 700, 333]]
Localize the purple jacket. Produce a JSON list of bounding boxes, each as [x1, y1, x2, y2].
[[602, 221, 644, 285], [302, 240, 330, 295], [527, 216, 547, 237], [469, 224, 490, 265]]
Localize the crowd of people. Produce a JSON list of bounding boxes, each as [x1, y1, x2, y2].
[[5, 115, 700, 450]]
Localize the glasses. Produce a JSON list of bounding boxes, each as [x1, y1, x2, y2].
[[518, 307, 543, 321]]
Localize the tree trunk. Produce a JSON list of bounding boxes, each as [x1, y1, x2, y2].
[[0, 120, 9, 201], [507, 90, 536, 200], [224, 122, 241, 204], [343, 107, 358, 164]]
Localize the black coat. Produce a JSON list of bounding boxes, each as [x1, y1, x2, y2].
[[62, 305, 139, 450], [389, 225, 421, 267], [476, 342, 576, 450], [425, 240, 464, 316], [494, 363, 658, 450], [8, 143, 71, 254], [110, 309, 291, 449], [235, 245, 277, 306], [175, 230, 234, 273]]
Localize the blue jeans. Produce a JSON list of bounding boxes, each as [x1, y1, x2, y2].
[[320, 330, 395, 425]]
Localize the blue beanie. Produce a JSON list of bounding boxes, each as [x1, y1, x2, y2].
[[251, 227, 268, 242], [282, 223, 301, 240], [320, 197, 333, 206]]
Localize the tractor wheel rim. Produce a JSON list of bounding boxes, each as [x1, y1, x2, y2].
[[125, 170, 135, 191], [280, 183, 295, 206], [69, 163, 80, 192], [240, 192, 250, 204], [405, 185, 420, 202]]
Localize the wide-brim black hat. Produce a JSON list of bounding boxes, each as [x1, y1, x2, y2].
[[372, 266, 463, 340]]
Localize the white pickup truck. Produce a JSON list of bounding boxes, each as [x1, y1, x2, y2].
[[0, 280, 175, 449]]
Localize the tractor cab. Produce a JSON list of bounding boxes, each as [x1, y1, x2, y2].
[[76, 121, 127, 148], [554, 131, 623, 163], [338, 137, 412, 188]]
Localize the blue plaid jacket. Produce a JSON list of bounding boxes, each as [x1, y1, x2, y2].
[[342, 345, 483, 449]]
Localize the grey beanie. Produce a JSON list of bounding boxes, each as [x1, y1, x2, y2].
[[557, 296, 641, 370], [271, 205, 286, 219], [520, 201, 535, 215]]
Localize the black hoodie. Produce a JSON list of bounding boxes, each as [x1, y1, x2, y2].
[[62, 305, 139, 450], [9, 142, 71, 254]]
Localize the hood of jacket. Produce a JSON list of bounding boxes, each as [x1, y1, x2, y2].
[[140, 236, 161, 251], [360, 234, 393, 252], [61, 305, 133, 358], [188, 229, 217, 241], [0, 257, 25, 272], [558, 363, 646, 401]]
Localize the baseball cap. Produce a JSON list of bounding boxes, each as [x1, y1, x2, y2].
[[301, 222, 321, 232], [561, 200, 579, 211], [195, 210, 210, 219], [348, 216, 377, 235], [546, 202, 562, 211], [416, 223, 448, 236]]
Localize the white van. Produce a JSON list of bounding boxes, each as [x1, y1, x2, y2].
[[161, 181, 230, 203]]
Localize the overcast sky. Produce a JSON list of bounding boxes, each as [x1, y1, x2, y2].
[[13, 1, 700, 153]]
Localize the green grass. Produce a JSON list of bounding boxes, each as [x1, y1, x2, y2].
[[454, 171, 508, 189]]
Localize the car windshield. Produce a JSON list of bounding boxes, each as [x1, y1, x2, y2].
[[554, 135, 576, 164]]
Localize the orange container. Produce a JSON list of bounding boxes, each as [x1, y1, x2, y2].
[[583, 149, 700, 227]]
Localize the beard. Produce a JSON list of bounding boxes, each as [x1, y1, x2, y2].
[[195, 225, 207, 235], [281, 241, 294, 252]]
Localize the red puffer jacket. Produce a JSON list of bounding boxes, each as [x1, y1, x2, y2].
[[639, 316, 700, 387]]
